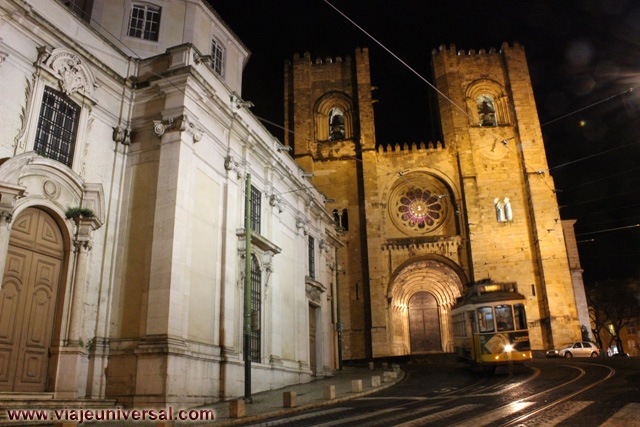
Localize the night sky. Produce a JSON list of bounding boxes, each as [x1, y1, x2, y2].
[[210, 0, 640, 284]]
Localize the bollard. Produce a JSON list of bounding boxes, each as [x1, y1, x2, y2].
[[368, 361, 374, 370], [351, 379, 363, 393], [383, 371, 392, 382], [229, 399, 245, 418], [283, 391, 297, 408], [382, 362, 388, 369], [372, 375, 381, 387], [323, 385, 336, 400]]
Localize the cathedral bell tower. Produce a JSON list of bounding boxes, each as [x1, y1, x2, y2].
[[431, 42, 582, 349], [284, 48, 379, 360]]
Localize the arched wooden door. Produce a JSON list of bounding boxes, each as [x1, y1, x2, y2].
[[408, 291, 442, 353], [0, 208, 65, 392]]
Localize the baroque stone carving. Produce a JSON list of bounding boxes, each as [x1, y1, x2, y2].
[[14, 75, 35, 149], [269, 194, 285, 213], [153, 114, 203, 143], [38, 47, 98, 97], [224, 155, 244, 179], [296, 217, 310, 234], [112, 126, 131, 145], [305, 283, 322, 303]]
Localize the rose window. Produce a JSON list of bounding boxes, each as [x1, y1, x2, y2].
[[389, 176, 450, 235]]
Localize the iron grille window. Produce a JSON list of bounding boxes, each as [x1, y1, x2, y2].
[[34, 87, 80, 167], [211, 38, 225, 77], [250, 185, 261, 233], [127, 3, 161, 41], [249, 255, 261, 363], [308, 236, 315, 279]]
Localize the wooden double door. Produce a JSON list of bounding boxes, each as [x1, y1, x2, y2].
[[408, 292, 442, 353], [0, 208, 64, 392]]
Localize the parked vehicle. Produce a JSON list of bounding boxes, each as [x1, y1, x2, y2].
[[546, 342, 600, 358]]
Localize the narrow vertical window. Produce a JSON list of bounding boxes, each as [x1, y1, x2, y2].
[[249, 255, 261, 362], [250, 185, 261, 234], [128, 3, 161, 41], [211, 37, 225, 77], [34, 87, 80, 167], [308, 236, 315, 279], [341, 209, 349, 231]]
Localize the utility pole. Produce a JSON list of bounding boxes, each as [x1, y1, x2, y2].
[[244, 173, 252, 402]]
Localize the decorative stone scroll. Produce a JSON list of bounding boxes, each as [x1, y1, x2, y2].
[[37, 47, 98, 97], [269, 194, 285, 213], [112, 126, 131, 145], [153, 113, 203, 143], [296, 217, 310, 235]]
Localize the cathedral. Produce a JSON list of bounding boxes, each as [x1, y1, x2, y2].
[[0, 0, 589, 411], [284, 45, 590, 360]]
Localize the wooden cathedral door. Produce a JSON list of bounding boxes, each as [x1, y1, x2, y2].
[[408, 292, 442, 353], [0, 208, 64, 392]]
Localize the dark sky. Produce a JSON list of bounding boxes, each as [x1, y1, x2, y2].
[[211, 0, 640, 284]]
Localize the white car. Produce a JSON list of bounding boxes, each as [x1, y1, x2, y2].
[[546, 341, 600, 358]]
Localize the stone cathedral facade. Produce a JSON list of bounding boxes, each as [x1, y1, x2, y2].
[[285, 44, 590, 360]]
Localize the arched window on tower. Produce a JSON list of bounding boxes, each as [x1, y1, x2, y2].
[[329, 107, 345, 140], [333, 209, 340, 226], [476, 95, 497, 126], [341, 208, 349, 231]]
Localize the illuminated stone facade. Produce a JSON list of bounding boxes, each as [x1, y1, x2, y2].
[[0, 0, 338, 408], [285, 45, 587, 359]]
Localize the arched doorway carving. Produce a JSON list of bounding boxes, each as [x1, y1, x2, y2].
[[0, 207, 65, 392], [388, 257, 465, 354]]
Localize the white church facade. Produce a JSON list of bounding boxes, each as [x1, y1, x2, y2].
[[0, 0, 339, 408]]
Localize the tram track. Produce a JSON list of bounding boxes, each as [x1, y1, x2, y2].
[[497, 362, 616, 427]]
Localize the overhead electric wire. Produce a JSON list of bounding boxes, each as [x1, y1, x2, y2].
[[575, 223, 640, 237], [540, 86, 638, 127], [563, 165, 640, 191], [548, 140, 640, 171], [559, 187, 640, 209]]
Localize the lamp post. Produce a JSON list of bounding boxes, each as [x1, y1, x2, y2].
[[244, 173, 253, 402]]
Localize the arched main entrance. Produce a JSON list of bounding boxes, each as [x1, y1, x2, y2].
[[408, 291, 442, 352], [388, 257, 465, 354], [0, 208, 65, 392]]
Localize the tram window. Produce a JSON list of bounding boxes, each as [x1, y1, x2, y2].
[[495, 305, 515, 331], [514, 304, 527, 330], [469, 311, 477, 333], [477, 307, 495, 333]]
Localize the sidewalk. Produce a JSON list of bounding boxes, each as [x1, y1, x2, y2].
[[197, 365, 404, 426]]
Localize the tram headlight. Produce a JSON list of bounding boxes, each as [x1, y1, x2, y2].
[[504, 344, 513, 353]]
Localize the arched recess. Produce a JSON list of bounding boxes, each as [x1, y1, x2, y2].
[[387, 255, 466, 354], [0, 152, 104, 393], [314, 91, 353, 141], [465, 78, 511, 126]]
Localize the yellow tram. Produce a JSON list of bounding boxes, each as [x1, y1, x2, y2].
[[451, 281, 532, 368]]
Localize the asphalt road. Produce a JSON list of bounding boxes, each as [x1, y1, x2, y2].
[[240, 358, 640, 427]]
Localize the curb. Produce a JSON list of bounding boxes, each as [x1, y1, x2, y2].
[[206, 370, 406, 426]]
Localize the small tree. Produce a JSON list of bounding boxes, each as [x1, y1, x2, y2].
[[587, 279, 640, 355]]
